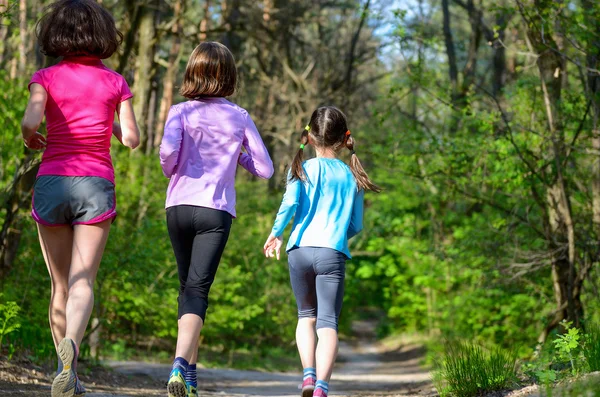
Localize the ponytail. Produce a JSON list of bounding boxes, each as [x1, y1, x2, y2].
[[290, 125, 310, 182], [345, 135, 382, 192]]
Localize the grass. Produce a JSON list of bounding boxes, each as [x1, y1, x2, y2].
[[432, 340, 518, 397], [583, 323, 600, 372]]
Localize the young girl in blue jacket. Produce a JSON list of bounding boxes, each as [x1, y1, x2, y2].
[[264, 106, 380, 397]]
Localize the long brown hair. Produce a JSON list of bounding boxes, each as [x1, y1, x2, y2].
[[290, 106, 381, 192]]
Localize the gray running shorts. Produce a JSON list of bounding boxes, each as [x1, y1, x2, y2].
[[288, 246, 346, 331], [32, 176, 116, 226]]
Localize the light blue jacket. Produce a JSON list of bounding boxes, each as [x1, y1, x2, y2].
[[271, 158, 364, 258]]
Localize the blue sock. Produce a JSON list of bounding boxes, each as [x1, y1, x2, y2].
[[172, 357, 189, 375], [185, 363, 197, 387], [316, 380, 329, 394], [303, 367, 316, 381]]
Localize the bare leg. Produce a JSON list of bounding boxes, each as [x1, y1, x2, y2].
[[178, 319, 200, 364], [190, 339, 199, 364], [296, 318, 317, 369], [64, 219, 111, 347], [315, 328, 338, 383], [175, 314, 204, 362], [37, 224, 73, 350]]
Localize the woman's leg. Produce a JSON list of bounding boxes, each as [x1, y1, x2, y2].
[[167, 206, 230, 397], [175, 216, 231, 360], [64, 219, 111, 346], [314, 249, 346, 386], [37, 224, 73, 350]]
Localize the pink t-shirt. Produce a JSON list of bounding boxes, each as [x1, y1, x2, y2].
[[29, 56, 133, 184]]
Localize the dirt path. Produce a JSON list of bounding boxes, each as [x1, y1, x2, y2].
[[0, 322, 435, 396]]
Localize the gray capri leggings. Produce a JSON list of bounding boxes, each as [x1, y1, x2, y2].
[[287, 247, 346, 331]]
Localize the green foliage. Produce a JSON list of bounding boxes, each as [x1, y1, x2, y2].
[[553, 321, 582, 376], [582, 323, 600, 372], [432, 340, 518, 397], [0, 298, 21, 355]]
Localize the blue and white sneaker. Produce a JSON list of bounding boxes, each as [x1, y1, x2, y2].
[[167, 367, 187, 397], [52, 338, 79, 397]]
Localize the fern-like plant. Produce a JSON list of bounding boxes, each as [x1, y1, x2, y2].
[[0, 299, 21, 351]]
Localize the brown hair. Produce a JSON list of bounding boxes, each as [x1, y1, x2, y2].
[[291, 106, 381, 192], [37, 0, 123, 59], [180, 42, 237, 98]]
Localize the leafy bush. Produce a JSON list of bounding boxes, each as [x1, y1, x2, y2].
[[433, 340, 518, 396]]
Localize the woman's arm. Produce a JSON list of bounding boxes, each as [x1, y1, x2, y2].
[[238, 114, 274, 179], [21, 83, 47, 150], [115, 99, 140, 149], [159, 106, 184, 178]]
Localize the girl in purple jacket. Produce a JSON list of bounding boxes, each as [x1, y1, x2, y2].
[[159, 42, 274, 397]]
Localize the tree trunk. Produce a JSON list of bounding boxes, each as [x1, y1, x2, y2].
[[0, 152, 39, 279], [442, 0, 458, 99], [584, 0, 600, 236], [220, 0, 242, 53], [492, 14, 508, 96], [155, 0, 184, 148], [132, 2, 158, 153], [342, 0, 371, 111], [199, 0, 210, 41], [520, 0, 581, 335], [18, 0, 26, 74], [117, 3, 142, 75], [0, 0, 9, 67], [461, 0, 481, 93]]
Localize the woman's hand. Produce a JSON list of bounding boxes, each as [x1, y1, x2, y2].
[[263, 234, 283, 260], [24, 132, 47, 150]]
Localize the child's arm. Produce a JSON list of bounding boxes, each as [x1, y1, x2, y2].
[[21, 83, 47, 150], [115, 99, 140, 149], [159, 106, 183, 178], [112, 121, 123, 143], [264, 175, 301, 260], [238, 114, 274, 179], [347, 189, 364, 239]]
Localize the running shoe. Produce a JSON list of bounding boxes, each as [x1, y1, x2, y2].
[[167, 367, 187, 397], [313, 388, 328, 397], [75, 376, 86, 395], [301, 377, 315, 397], [186, 383, 198, 397], [52, 338, 78, 397]]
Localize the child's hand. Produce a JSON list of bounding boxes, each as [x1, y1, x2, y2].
[[263, 234, 283, 260], [24, 132, 47, 150]]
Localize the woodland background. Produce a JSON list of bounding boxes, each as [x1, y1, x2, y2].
[[1, 0, 600, 374]]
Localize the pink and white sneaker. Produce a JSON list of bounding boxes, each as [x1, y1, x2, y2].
[[301, 378, 315, 397], [313, 388, 328, 397]]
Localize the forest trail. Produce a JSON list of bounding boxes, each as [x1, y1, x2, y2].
[[108, 321, 434, 397], [0, 321, 435, 396]]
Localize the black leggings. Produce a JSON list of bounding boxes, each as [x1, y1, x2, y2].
[[166, 205, 232, 320]]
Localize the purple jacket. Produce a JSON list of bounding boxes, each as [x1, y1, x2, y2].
[[159, 98, 274, 217]]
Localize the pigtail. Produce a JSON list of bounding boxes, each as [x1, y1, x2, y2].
[[345, 134, 382, 192], [290, 125, 310, 182]]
